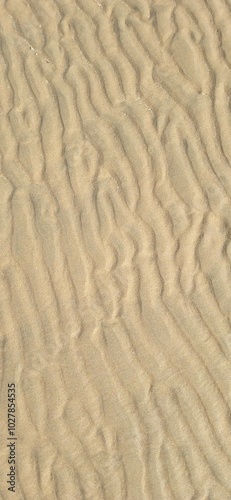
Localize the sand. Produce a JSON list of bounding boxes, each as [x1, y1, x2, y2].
[[0, 0, 231, 498]]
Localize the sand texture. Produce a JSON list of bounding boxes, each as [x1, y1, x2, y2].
[[1, 0, 231, 498]]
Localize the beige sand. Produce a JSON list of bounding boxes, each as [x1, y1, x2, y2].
[[0, 0, 231, 498]]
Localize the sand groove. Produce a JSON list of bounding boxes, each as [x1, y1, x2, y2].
[[0, 0, 231, 498]]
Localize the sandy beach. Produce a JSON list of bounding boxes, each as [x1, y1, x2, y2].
[[1, 0, 231, 498]]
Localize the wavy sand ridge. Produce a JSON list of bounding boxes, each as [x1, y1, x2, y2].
[[0, 0, 231, 498]]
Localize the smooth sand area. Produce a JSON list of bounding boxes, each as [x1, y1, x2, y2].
[[1, 0, 231, 498]]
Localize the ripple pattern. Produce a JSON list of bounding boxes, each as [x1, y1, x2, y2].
[[1, 0, 231, 499]]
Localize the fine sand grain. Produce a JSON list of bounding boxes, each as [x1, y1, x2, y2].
[[1, 0, 231, 498]]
